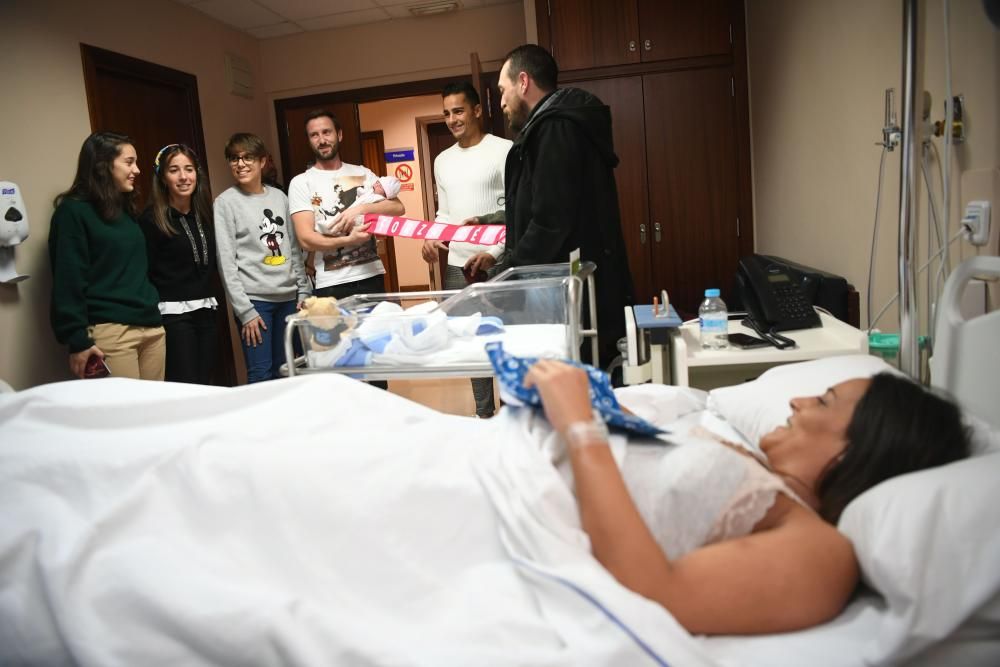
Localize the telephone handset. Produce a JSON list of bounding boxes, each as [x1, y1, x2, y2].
[[736, 255, 822, 334]]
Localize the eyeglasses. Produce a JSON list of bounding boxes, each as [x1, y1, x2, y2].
[[227, 154, 258, 166]]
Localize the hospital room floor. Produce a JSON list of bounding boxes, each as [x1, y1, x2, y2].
[[388, 378, 499, 417]]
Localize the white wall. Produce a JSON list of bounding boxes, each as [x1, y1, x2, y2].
[[746, 0, 999, 337]]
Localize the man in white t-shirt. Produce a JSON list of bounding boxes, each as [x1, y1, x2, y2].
[[289, 110, 405, 302], [289, 110, 405, 390], [420, 82, 512, 417]]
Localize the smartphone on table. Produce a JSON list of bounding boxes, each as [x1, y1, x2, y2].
[[728, 332, 771, 349], [83, 354, 112, 379]]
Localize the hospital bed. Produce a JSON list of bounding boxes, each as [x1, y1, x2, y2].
[[0, 258, 997, 666], [282, 262, 599, 381]]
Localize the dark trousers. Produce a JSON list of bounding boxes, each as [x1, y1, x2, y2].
[[315, 274, 388, 390], [163, 307, 218, 384], [444, 265, 496, 416]]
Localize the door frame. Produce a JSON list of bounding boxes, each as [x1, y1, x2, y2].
[[80, 44, 208, 176], [415, 114, 447, 290], [360, 130, 399, 292]]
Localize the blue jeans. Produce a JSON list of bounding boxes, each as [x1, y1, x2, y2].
[[241, 299, 299, 383]]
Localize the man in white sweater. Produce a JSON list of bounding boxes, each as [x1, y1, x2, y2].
[[421, 81, 512, 417]]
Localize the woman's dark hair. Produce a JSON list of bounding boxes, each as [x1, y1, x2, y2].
[[54, 131, 137, 220], [817, 372, 971, 522], [224, 133, 269, 161], [149, 144, 213, 237]]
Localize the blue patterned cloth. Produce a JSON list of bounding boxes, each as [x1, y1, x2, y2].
[[485, 342, 666, 437]]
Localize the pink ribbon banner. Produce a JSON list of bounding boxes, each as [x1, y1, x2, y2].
[[362, 214, 506, 246]]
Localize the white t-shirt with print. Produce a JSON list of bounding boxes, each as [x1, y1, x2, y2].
[[288, 164, 385, 289]]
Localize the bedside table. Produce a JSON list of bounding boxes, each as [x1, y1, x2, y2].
[[670, 311, 868, 389]]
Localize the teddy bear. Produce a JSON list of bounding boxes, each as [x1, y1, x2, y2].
[[298, 296, 356, 352]]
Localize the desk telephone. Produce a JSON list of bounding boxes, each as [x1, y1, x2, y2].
[[736, 255, 822, 337]]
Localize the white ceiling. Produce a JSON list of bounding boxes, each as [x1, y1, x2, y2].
[[172, 0, 520, 39]]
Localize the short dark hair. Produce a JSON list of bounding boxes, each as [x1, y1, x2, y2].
[[441, 81, 480, 107], [303, 110, 341, 132], [224, 133, 269, 161], [816, 372, 971, 522], [55, 131, 137, 221], [503, 44, 558, 92]]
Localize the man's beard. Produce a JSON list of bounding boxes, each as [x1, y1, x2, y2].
[[313, 144, 339, 161], [506, 107, 527, 134]]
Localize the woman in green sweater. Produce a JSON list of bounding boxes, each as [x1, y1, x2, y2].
[[49, 132, 165, 380]]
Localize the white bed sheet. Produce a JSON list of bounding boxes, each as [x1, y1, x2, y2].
[[0, 376, 711, 667], [4, 377, 995, 666]]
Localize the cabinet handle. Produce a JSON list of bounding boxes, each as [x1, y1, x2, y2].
[[654, 222, 662, 242], [644, 39, 653, 51], [639, 223, 647, 244], [628, 40, 637, 52]]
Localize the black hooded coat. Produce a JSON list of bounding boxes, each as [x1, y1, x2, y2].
[[503, 87, 635, 366]]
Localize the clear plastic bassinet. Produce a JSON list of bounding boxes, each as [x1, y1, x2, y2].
[[282, 262, 597, 380]]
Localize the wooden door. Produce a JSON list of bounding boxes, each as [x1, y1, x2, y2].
[[79, 44, 241, 386], [277, 101, 362, 183], [570, 76, 652, 303], [643, 67, 741, 316], [81, 45, 209, 208], [545, 0, 640, 70], [636, 0, 733, 62], [360, 130, 398, 292]]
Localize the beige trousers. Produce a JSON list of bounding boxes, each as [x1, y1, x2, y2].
[[88, 323, 166, 380]]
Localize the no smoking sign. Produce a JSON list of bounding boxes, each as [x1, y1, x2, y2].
[[394, 164, 413, 182]]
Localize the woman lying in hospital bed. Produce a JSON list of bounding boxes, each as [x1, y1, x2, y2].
[[1, 354, 995, 666], [524, 359, 969, 635]]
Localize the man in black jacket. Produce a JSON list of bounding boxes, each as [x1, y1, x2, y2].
[[484, 44, 634, 368]]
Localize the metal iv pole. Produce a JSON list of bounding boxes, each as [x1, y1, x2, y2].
[[897, 0, 920, 378]]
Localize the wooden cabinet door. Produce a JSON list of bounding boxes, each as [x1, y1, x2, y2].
[[636, 0, 733, 62], [547, 0, 640, 70], [571, 76, 652, 303], [643, 67, 741, 316]]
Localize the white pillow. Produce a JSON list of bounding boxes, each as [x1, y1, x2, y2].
[[838, 451, 1000, 662], [705, 355, 1000, 659], [706, 355, 897, 446]]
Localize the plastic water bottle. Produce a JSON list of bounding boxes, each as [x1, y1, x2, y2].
[[699, 288, 729, 349]]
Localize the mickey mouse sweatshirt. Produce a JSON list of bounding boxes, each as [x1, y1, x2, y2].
[[213, 185, 310, 325]]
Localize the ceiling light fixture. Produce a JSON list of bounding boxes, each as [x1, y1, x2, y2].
[[408, 1, 460, 18]]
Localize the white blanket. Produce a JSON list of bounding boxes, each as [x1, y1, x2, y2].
[[0, 376, 713, 666]]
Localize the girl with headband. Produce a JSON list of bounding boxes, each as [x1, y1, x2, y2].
[[138, 144, 219, 384]]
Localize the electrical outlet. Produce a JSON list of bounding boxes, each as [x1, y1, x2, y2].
[[962, 200, 991, 246]]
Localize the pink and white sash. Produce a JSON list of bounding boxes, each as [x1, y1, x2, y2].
[[362, 214, 506, 246]]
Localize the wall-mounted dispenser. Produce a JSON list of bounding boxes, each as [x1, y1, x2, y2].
[[0, 181, 30, 283]]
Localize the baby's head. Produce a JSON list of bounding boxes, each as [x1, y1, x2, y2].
[[375, 176, 401, 199]]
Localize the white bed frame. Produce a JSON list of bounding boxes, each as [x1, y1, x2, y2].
[[930, 255, 1000, 430]]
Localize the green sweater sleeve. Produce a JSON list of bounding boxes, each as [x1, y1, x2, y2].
[[48, 202, 95, 353]]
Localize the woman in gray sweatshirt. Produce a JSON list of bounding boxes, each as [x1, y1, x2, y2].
[[214, 133, 311, 383]]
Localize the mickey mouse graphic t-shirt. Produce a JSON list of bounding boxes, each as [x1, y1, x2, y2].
[[213, 185, 311, 325], [288, 163, 386, 290]]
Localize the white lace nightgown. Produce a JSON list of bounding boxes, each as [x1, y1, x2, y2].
[[620, 435, 810, 560]]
